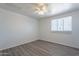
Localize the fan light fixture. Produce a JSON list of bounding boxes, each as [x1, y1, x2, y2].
[[34, 3, 48, 15]]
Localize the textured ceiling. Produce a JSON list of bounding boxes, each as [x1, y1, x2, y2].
[[0, 3, 79, 19]]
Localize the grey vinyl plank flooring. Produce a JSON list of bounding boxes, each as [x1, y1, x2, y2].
[[0, 40, 79, 56]]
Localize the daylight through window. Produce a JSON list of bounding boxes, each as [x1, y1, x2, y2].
[[51, 16, 72, 31]]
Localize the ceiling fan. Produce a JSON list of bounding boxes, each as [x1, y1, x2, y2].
[[33, 3, 48, 15]]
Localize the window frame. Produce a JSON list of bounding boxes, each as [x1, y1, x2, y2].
[[50, 16, 72, 33]]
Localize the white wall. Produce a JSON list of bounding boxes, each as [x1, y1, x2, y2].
[[0, 8, 39, 50], [40, 11, 79, 49]]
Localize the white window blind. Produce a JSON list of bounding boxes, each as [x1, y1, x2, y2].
[[51, 16, 72, 31]]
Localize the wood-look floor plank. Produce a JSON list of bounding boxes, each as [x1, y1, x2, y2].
[[1, 40, 79, 56]]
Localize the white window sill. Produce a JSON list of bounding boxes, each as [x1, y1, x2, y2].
[[51, 31, 72, 34]]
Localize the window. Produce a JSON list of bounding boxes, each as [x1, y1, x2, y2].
[[51, 16, 72, 32]]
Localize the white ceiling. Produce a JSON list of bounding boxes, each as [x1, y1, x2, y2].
[[0, 3, 79, 19]]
